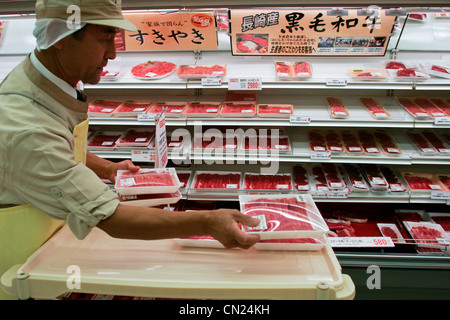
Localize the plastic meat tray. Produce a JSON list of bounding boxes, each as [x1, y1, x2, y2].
[[176, 64, 226, 79], [184, 101, 221, 118], [131, 61, 177, 80], [112, 100, 153, 117], [148, 101, 187, 118], [119, 190, 182, 207], [257, 104, 294, 118], [87, 99, 122, 117], [239, 194, 329, 240]]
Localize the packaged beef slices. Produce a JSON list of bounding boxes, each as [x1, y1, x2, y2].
[[239, 194, 328, 240]]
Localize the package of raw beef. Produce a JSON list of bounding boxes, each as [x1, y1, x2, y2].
[[87, 131, 122, 149], [116, 128, 155, 148], [241, 134, 291, 152], [148, 101, 187, 118], [404, 221, 450, 252], [357, 130, 382, 154], [243, 173, 293, 191], [176, 170, 191, 189], [401, 172, 447, 192], [361, 164, 389, 191], [359, 97, 391, 119], [176, 64, 226, 79], [220, 101, 256, 118], [112, 100, 153, 117], [293, 61, 313, 78], [340, 130, 364, 153], [389, 67, 430, 81], [429, 212, 450, 233], [407, 131, 439, 154], [100, 69, 120, 81], [373, 129, 402, 155], [239, 194, 328, 240], [379, 166, 408, 192], [118, 190, 181, 207], [131, 61, 177, 80], [438, 174, 450, 191], [413, 97, 446, 117], [185, 101, 221, 117], [323, 130, 345, 153], [274, 61, 293, 79], [308, 130, 328, 153], [429, 98, 450, 116], [327, 97, 350, 119], [321, 163, 346, 190], [87, 99, 122, 117], [348, 68, 388, 80], [114, 168, 181, 195], [342, 164, 370, 192], [395, 209, 430, 223], [257, 104, 294, 118], [377, 223, 406, 243], [423, 63, 450, 79], [224, 90, 257, 102], [396, 97, 431, 120], [310, 165, 329, 195], [292, 165, 310, 191], [191, 171, 242, 191]]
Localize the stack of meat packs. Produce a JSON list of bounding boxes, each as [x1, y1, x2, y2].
[[114, 168, 182, 207]]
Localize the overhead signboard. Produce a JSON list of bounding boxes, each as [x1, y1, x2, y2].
[[230, 8, 397, 56], [117, 11, 218, 51]]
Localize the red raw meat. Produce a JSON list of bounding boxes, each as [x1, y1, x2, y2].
[[116, 170, 176, 189], [294, 62, 312, 75], [258, 104, 293, 114], [380, 226, 401, 243], [431, 65, 449, 74], [131, 61, 176, 78], [432, 216, 450, 232], [186, 103, 220, 114], [275, 63, 291, 75], [403, 175, 436, 190], [242, 197, 313, 233], [118, 130, 154, 144], [244, 174, 292, 190], [151, 103, 186, 114], [341, 132, 363, 153], [398, 98, 429, 117], [414, 98, 445, 116], [177, 173, 191, 188], [88, 100, 122, 114], [407, 132, 434, 152], [397, 211, 425, 222], [397, 68, 417, 77], [429, 98, 450, 117], [386, 61, 406, 69], [332, 211, 368, 223], [422, 131, 447, 151], [88, 133, 121, 147], [221, 103, 256, 114], [410, 226, 445, 245], [439, 175, 450, 190], [358, 130, 381, 153], [326, 219, 356, 237], [178, 65, 225, 75], [360, 97, 390, 117], [193, 173, 241, 189], [308, 131, 327, 151], [327, 97, 349, 117], [373, 131, 401, 154]]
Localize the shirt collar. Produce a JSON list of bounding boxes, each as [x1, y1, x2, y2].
[[30, 50, 78, 100]]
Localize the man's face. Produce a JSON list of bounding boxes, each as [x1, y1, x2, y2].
[[58, 24, 118, 85]]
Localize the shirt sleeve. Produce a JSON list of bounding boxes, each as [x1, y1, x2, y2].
[[7, 127, 119, 240]]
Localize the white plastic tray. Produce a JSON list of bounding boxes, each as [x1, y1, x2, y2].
[[1, 225, 354, 300], [115, 168, 181, 196]]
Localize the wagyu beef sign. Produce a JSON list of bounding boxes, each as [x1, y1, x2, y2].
[[230, 8, 396, 56]]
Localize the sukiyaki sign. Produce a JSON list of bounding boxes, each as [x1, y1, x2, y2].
[[230, 8, 397, 56]]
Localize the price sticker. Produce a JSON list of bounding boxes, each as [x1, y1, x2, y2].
[[434, 117, 450, 125], [290, 115, 311, 124], [326, 191, 348, 198], [228, 77, 262, 90], [311, 151, 331, 160], [329, 237, 394, 248], [326, 78, 348, 86], [431, 191, 450, 200], [138, 113, 156, 122], [201, 77, 222, 86], [131, 149, 156, 162]]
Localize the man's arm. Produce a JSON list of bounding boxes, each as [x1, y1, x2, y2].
[[86, 151, 140, 183], [97, 204, 260, 249]]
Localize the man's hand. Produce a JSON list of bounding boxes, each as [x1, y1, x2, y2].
[[106, 160, 140, 183], [205, 209, 260, 249]]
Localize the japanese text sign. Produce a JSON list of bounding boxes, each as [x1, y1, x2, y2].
[[118, 11, 218, 51], [230, 8, 397, 56]]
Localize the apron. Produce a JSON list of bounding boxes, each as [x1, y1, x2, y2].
[[0, 91, 89, 299]]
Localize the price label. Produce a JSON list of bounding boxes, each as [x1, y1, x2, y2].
[[131, 149, 156, 162], [326, 191, 348, 198], [311, 151, 331, 160], [138, 113, 156, 122], [290, 114, 311, 124], [434, 117, 450, 125], [201, 77, 222, 86], [431, 191, 450, 200], [326, 78, 348, 86], [228, 77, 262, 90], [329, 237, 394, 248]]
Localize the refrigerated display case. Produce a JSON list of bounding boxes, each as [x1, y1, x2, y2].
[[0, 1, 449, 300]]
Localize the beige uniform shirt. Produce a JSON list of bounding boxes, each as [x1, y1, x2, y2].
[[0, 55, 120, 240]]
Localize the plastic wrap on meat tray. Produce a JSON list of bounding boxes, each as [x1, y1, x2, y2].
[[185, 101, 221, 118], [401, 172, 447, 192], [359, 97, 391, 119], [429, 98, 450, 116], [357, 130, 382, 154], [385, 61, 429, 81], [274, 61, 312, 80], [407, 131, 439, 154], [321, 164, 346, 190], [176, 171, 191, 189], [438, 174, 450, 192], [114, 168, 181, 195], [377, 223, 406, 243], [423, 63, 450, 79], [116, 128, 155, 147], [239, 194, 328, 240], [405, 221, 450, 252], [220, 101, 256, 118], [340, 130, 364, 153], [112, 100, 153, 117], [176, 64, 226, 79], [373, 129, 402, 155], [257, 104, 293, 118], [413, 97, 446, 117], [342, 164, 370, 192], [87, 99, 122, 117], [421, 131, 450, 154], [323, 130, 345, 153], [119, 190, 181, 207], [348, 68, 388, 80], [429, 212, 450, 232], [191, 171, 242, 191], [131, 61, 177, 80], [293, 165, 310, 191], [361, 164, 389, 191], [308, 130, 328, 153], [148, 101, 187, 118], [224, 91, 257, 102], [379, 166, 407, 192], [327, 97, 350, 119], [241, 134, 291, 152], [244, 173, 292, 191], [396, 97, 432, 120]]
